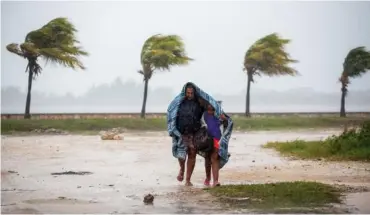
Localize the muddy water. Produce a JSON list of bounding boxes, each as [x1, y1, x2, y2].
[[2, 130, 370, 214]]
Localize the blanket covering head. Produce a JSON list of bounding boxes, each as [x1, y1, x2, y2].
[[166, 82, 234, 168]]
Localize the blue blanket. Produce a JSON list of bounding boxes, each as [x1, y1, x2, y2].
[[166, 82, 234, 168]]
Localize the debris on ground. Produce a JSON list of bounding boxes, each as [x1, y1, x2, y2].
[[100, 133, 123, 140], [32, 128, 68, 135], [100, 128, 125, 140], [7, 170, 18, 174], [143, 194, 154, 204], [51, 171, 93, 176]]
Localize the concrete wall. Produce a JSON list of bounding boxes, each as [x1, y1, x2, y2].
[[2, 112, 370, 120]]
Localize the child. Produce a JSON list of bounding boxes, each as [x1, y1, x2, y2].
[[202, 104, 224, 187]]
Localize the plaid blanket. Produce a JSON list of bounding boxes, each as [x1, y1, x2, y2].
[[166, 82, 234, 168]]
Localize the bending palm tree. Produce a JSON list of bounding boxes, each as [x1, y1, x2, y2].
[[243, 33, 298, 117], [6, 17, 88, 119], [339, 47, 370, 117], [138, 34, 192, 118]]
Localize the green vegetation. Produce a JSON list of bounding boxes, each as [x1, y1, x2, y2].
[[138, 34, 192, 118], [6, 17, 88, 119], [205, 181, 342, 212], [1, 116, 368, 134], [339, 47, 370, 117], [264, 121, 370, 161], [243, 33, 298, 117]]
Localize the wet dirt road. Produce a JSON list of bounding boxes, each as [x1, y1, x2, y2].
[[2, 130, 370, 214]]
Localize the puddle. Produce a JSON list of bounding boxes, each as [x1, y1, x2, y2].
[[24, 197, 94, 205], [345, 192, 370, 213]]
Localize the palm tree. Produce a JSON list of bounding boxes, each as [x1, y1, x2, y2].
[[339, 47, 370, 117], [6, 17, 88, 119], [243, 33, 298, 117], [138, 34, 192, 118]]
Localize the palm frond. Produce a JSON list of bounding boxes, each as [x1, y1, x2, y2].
[[31, 61, 42, 78], [31, 17, 87, 70], [140, 34, 162, 64], [7, 17, 88, 77], [343, 46, 370, 78], [20, 42, 40, 57], [244, 32, 298, 77], [39, 48, 85, 69], [6, 43, 26, 58], [139, 34, 192, 79]]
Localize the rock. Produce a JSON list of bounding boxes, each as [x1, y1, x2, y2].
[[100, 128, 124, 140], [101, 133, 123, 140], [113, 135, 123, 140], [143, 194, 154, 204]]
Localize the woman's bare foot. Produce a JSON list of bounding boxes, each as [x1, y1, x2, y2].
[[177, 170, 184, 182], [185, 181, 193, 186]]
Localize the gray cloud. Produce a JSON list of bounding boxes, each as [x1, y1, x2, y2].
[[1, 1, 370, 112]]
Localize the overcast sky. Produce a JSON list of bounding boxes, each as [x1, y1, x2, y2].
[[1, 1, 370, 97]]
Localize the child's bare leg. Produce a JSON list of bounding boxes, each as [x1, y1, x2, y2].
[[211, 149, 220, 186]]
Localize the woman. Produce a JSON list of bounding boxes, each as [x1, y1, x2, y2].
[[168, 82, 233, 187], [175, 83, 204, 186]]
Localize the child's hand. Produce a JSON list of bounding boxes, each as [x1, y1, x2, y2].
[[220, 114, 227, 121]]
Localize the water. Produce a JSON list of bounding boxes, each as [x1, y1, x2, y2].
[[2, 104, 370, 114]]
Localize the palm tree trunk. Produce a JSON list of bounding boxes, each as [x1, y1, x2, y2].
[[340, 82, 346, 117], [245, 72, 252, 117], [24, 63, 33, 119], [140, 79, 149, 119]]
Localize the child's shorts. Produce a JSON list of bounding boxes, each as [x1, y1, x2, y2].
[[213, 138, 220, 150]]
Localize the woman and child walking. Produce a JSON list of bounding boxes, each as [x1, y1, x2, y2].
[[167, 82, 234, 187]]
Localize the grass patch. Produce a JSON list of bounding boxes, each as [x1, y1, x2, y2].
[[205, 181, 342, 212], [264, 121, 370, 161], [1, 116, 367, 134], [1, 118, 165, 134]]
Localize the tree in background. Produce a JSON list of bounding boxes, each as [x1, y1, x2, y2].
[[138, 34, 192, 118], [243, 33, 298, 117], [6, 17, 88, 119], [339, 46, 370, 117]]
